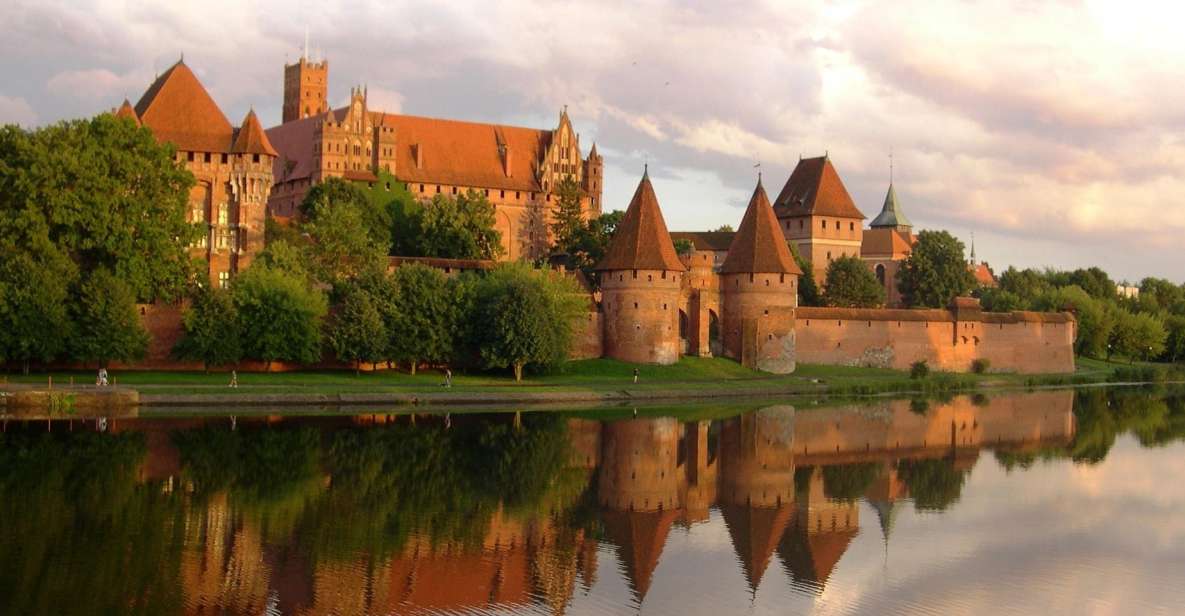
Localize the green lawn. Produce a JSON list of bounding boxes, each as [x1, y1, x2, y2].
[[1, 355, 1176, 398]]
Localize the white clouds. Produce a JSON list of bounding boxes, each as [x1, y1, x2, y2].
[[0, 94, 37, 126], [46, 68, 147, 102]]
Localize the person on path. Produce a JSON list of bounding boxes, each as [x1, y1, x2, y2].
[[229, 370, 238, 388], [443, 368, 453, 389], [97, 368, 108, 387], [633, 368, 639, 384]]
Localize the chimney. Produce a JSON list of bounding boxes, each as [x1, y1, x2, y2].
[[412, 143, 423, 169], [502, 144, 512, 178]]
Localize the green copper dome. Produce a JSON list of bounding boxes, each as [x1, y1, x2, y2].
[[870, 184, 912, 229]]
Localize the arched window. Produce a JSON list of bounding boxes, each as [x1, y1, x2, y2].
[[876, 264, 886, 286]]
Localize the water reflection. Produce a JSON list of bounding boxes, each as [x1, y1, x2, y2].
[[1, 387, 1183, 615]]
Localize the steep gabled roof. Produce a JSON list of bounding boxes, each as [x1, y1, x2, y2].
[[669, 231, 735, 252], [870, 184, 912, 228], [721, 179, 802, 275], [778, 527, 859, 591], [601, 509, 680, 602], [113, 99, 140, 126], [134, 60, 234, 152], [231, 109, 278, 157], [596, 171, 686, 272], [861, 228, 915, 258], [721, 505, 794, 592], [772, 156, 865, 220]]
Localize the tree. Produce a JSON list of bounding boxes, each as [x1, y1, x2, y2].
[[997, 266, 1053, 307], [896, 230, 976, 308], [471, 263, 586, 381], [70, 269, 150, 368], [300, 176, 393, 251], [0, 116, 198, 302], [673, 238, 695, 256], [975, 287, 1025, 312], [300, 197, 387, 287], [254, 238, 310, 282], [897, 458, 967, 511], [788, 242, 820, 307], [1109, 309, 1167, 362], [1162, 315, 1185, 363], [1140, 277, 1185, 315], [173, 287, 242, 372], [1065, 267, 1116, 301], [566, 210, 625, 282], [1035, 285, 1112, 358], [233, 266, 328, 369], [549, 177, 585, 254], [387, 264, 457, 374], [0, 249, 74, 373], [713, 224, 734, 233], [326, 284, 388, 375], [822, 255, 885, 308], [399, 190, 503, 260]]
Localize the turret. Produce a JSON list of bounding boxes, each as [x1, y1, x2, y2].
[[595, 169, 686, 365], [719, 178, 801, 373]]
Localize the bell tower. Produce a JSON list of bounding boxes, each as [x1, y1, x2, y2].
[[282, 53, 329, 124]]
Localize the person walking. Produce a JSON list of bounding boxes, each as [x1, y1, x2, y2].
[[229, 370, 238, 388], [633, 368, 639, 384], [444, 368, 453, 389]]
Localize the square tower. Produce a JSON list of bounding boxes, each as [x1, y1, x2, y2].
[[282, 57, 329, 123]]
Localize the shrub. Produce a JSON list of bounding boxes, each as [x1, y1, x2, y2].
[[910, 360, 930, 379], [971, 358, 991, 374]]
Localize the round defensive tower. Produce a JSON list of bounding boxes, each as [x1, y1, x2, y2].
[[719, 178, 802, 373], [598, 417, 682, 512], [595, 169, 686, 365]]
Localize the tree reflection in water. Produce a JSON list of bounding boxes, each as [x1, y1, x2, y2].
[[1, 386, 1184, 614]]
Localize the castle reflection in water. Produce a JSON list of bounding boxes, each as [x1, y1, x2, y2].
[[1, 391, 1076, 615]]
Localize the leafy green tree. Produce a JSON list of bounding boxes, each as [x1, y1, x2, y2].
[[399, 190, 503, 260], [70, 269, 150, 368], [254, 238, 310, 282], [673, 238, 695, 256], [896, 230, 976, 308], [300, 197, 386, 287], [897, 458, 967, 511], [714, 224, 734, 233], [0, 116, 197, 302], [1109, 309, 1167, 362], [1065, 267, 1116, 301], [471, 263, 586, 381], [326, 284, 388, 375], [566, 210, 625, 282], [997, 266, 1053, 307], [0, 249, 74, 373], [822, 255, 885, 308], [821, 463, 879, 501], [233, 266, 328, 369], [1035, 285, 1112, 358], [388, 264, 457, 374], [549, 177, 585, 254], [975, 287, 1025, 312], [300, 177, 393, 251], [1163, 315, 1185, 363], [788, 242, 820, 307], [1140, 277, 1185, 315], [172, 287, 242, 371]]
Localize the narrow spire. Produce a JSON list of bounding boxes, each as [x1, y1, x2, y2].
[[970, 232, 977, 264]]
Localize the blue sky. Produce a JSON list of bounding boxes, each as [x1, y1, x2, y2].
[[3, 0, 1183, 283]]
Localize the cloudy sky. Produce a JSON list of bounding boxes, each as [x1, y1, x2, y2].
[[3, 0, 1183, 283]]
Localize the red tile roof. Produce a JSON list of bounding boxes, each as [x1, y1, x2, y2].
[[720, 179, 802, 275], [596, 171, 686, 272], [973, 262, 997, 287], [113, 99, 140, 126], [861, 228, 914, 258], [134, 60, 234, 152], [265, 113, 323, 182], [230, 109, 278, 157], [773, 156, 865, 220], [669, 231, 735, 252]]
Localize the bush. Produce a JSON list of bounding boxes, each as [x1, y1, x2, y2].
[[910, 360, 930, 379], [971, 358, 991, 374]]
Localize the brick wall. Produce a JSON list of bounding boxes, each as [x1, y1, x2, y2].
[[794, 304, 1076, 374]]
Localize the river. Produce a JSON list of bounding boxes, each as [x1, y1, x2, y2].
[[1, 386, 1183, 615]]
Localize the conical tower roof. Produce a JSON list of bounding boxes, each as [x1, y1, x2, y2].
[[595, 170, 685, 272], [232, 108, 278, 156], [113, 99, 140, 126], [721, 504, 794, 593], [134, 59, 233, 152], [601, 509, 680, 602], [869, 184, 912, 229], [772, 156, 865, 219], [720, 178, 802, 275]]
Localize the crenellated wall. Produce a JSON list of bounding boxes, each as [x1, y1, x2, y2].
[[793, 304, 1076, 374]]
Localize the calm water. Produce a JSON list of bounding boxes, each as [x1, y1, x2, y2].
[[3, 387, 1185, 615]]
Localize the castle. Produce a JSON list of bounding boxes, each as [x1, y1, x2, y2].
[[265, 53, 603, 261]]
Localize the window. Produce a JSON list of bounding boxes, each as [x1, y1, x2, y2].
[[190, 202, 205, 223], [821, 220, 826, 229], [799, 220, 804, 230], [217, 203, 228, 225], [849, 222, 855, 231], [420, 184, 425, 193], [218, 271, 229, 289], [500, 190, 505, 198]]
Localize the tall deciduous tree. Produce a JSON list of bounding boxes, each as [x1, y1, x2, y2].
[[471, 263, 585, 381], [70, 269, 150, 369], [1035, 285, 1112, 358], [896, 230, 976, 308], [822, 255, 885, 308], [387, 264, 457, 374], [173, 287, 242, 372], [549, 177, 585, 254], [1162, 315, 1185, 363], [398, 190, 503, 260], [1109, 309, 1167, 362], [300, 177, 393, 251], [788, 242, 820, 307], [300, 198, 387, 287], [0, 249, 75, 373], [566, 210, 625, 283], [326, 284, 388, 375], [233, 266, 328, 369]]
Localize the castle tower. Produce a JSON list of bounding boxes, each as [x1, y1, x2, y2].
[[282, 55, 329, 124], [582, 142, 604, 216], [720, 178, 802, 373], [772, 155, 865, 285], [228, 109, 277, 273], [595, 169, 686, 365], [863, 183, 916, 307]]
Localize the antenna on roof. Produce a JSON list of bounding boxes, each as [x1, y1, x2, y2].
[[179, 51, 184, 64], [754, 161, 761, 183]]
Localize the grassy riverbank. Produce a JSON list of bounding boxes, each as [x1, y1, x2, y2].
[[3, 356, 1180, 403]]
